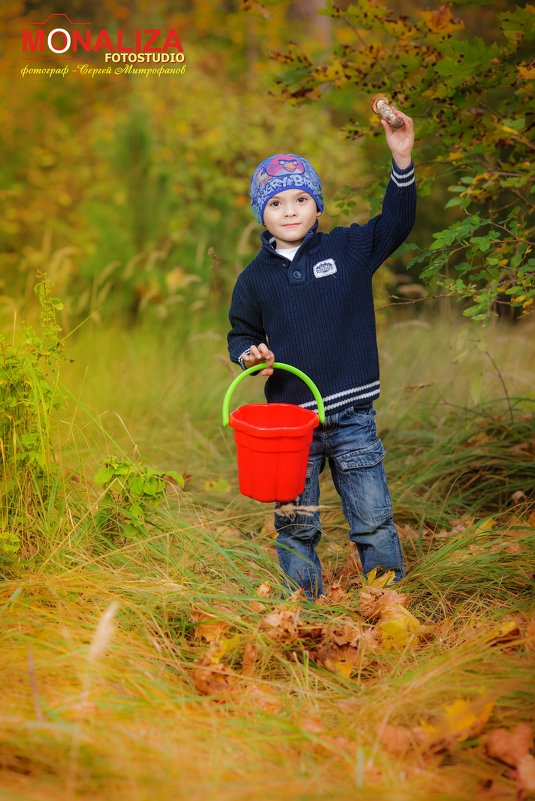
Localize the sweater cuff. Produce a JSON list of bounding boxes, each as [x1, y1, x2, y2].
[[390, 159, 415, 188], [238, 348, 251, 371]]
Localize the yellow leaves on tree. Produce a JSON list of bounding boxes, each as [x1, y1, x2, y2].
[[418, 4, 465, 35], [517, 61, 535, 81]]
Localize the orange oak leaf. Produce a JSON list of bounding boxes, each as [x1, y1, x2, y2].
[[191, 605, 232, 642], [359, 586, 411, 619], [193, 643, 238, 698], [241, 637, 261, 677], [313, 642, 363, 678], [260, 606, 302, 643], [244, 683, 282, 712]]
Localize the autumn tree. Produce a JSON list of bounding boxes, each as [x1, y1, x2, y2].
[[262, 0, 535, 322]]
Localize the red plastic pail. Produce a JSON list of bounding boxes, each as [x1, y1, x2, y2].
[[229, 403, 319, 502], [222, 362, 325, 503]]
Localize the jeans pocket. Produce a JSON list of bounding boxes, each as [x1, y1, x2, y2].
[[333, 445, 393, 528]]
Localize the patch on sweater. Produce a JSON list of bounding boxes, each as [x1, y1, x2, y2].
[[313, 258, 337, 278]]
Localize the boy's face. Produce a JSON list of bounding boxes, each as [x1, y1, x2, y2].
[[263, 189, 321, 249]]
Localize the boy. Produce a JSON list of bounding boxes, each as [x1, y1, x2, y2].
[[227, 107, 415, 599]]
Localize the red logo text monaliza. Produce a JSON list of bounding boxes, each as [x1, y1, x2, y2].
[[23, 15, 184, 62]]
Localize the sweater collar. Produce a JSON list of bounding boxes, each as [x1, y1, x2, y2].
[[260, 220, 319, 259]]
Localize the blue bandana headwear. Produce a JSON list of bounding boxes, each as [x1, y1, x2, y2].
[[250, 153, 324, 225]]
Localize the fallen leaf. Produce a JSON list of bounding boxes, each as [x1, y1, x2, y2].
[[377, 605, 422, 651], [313, 642, 363, 677], [376, 722, 429, 757], [484, 618, 522, 646], [250, 584, 270, 613], [192, 606, 232, 641], [257, 582, 272, 598], [300, 715, 325, 734], [526, 614, 535, 653], [362, 567, 397, 588], [359, 586, 411, 619], [260, 606, 302, 643], [193, 643, 238, 697], [516, 753, 535, 792], [328, 621, 363, 648], [242, 637, 261, 677], [322, 583, 349, 605], [246, 683, 281, 712], [511, 490, 528, 504], [216, 633, 241, 656], [333, 659, 354, 679], [422, 694, 494, 746], [485, 724, 533, 767]]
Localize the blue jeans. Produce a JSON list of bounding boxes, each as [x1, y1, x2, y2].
[[274, 404, 405, 599]]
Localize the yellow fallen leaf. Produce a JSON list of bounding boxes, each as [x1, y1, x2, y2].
[[484, 617, 521, 645], [421, 693, 494, 745], [216, 634, 241, 658], [362, 567, 396, 588], [473, 517, 495, 535], [377, 605, 422, 651], [333, 659, 354, 679]]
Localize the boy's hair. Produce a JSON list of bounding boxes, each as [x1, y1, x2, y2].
[[250, 153, 324, 224]]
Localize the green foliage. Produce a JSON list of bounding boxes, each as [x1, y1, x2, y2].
[[2, 2, 364, 322], [94, 456, 184, 540], [267, 0, 535, 322], [0, 273, 65, 554]]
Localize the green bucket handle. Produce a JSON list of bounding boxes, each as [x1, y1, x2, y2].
[[222, 362, 325, 427]]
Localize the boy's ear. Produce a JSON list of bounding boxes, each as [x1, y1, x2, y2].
[[316, 209, 322, 218]]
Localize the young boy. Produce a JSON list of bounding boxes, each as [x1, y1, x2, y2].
[[227, 108, 416, 599]]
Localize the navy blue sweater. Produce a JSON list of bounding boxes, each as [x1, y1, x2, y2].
[[227, 160, 416, 414]]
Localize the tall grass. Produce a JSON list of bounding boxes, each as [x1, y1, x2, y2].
[[1, 306, 534, 800]]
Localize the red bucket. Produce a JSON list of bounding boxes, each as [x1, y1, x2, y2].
[[222, 362, 325, 503], [230, 403, 319, 502]]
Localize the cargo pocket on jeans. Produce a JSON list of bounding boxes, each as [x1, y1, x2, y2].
[[334, 444, 393, 528]]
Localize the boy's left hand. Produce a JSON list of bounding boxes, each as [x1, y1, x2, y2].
[[382, 107, 414, 170]]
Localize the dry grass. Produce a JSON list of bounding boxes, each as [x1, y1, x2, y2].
[[1, 309, 534, 800]]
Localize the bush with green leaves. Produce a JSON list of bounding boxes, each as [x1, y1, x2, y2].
[[94, 456, 184, 540], [0, 274, 64, 555]]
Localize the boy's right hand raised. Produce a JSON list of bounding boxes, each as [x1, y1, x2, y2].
[[241, 343, 275, 376]]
